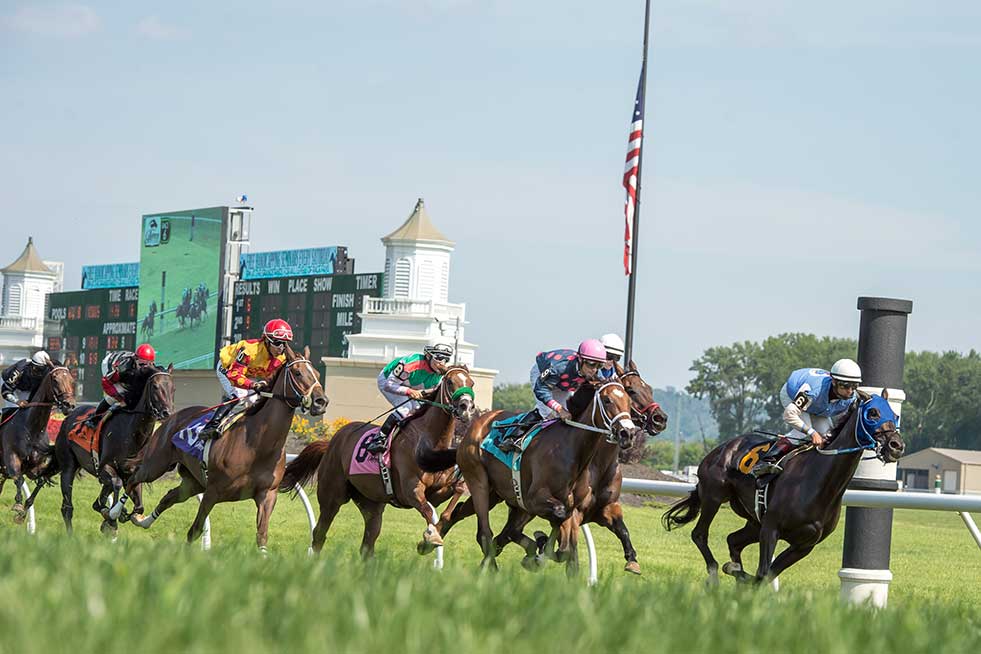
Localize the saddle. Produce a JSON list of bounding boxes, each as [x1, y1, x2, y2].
[[481, 413, 557, 509], [67, 408, 109, 469], [350, 425, 404, 508]]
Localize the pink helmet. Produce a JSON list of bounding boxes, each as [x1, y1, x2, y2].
[[577, 339, 607, 363]]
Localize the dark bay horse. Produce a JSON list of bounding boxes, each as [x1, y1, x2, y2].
[[54, 365, 175, 534], [279, 365, 476, 557], [430, 361, 668, 574], [451, 380, 641, 575], [663, 390, 905, 585], [0, 364, 75, 523], [110, 346, 327, 550]]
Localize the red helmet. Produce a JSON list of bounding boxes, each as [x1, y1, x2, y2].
[[135, 343, 156, 362], [263, 318, 293, 342]]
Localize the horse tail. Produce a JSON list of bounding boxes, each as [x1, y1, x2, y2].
[[414, 442, 458, 473], [280, 440, 330, 493], [662, 487, 702, 531]]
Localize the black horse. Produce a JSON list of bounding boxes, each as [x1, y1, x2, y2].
[[663, 390, 905, 585], [53, 365, 175, 534], [0, 365, 76, 523]]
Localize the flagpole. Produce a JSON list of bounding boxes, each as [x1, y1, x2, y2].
[[624, 0, 651, 362]]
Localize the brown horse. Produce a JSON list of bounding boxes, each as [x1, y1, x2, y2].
[[663, 390, 905, 585], [279, 365, 476, 557], [451, 379, 641, 575], [54, 365, 175, 535], [0, 364, 75, 523], [109, 346, 327, 549], [429, 361, 669, 574]]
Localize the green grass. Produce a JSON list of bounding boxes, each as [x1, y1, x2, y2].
[[138, 213, 222, 368], [1, 476, 978, 654]]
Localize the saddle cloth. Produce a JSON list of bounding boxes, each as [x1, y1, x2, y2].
[[171, 410, 246, 462], [67, 407, 102, 456], [349, 427, 392, 476], [480, 413, 555, 467]]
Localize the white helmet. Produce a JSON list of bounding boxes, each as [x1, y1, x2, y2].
[[31, 351, 51, 367], [599, 334, 625, 359], [830, 358, 862, 384], [424, 336, 454, 362]]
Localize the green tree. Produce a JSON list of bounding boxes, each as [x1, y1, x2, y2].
[[686, 341, 766, 437], [492, 383, 535, 412]]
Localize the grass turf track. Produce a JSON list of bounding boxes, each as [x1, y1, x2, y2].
[[0, 476, 978, 654]]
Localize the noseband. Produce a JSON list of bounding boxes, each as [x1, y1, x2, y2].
[[619, 370, 661, 433], [430, 366, 475, 418], [563, 381, 633, 444]]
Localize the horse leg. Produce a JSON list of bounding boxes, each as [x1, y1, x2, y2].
[[311, 475, 349, 554], [690, 498, 722, 584], [99, 464, 124, 537], [555, 512, 582, 577], [60, 458, 78, 534], [468, 471, 499, 571], [595, 501, 640, 575], [765, 542, 816, 582], [130, 483, 146, 520], [187, 490, 218, 544], [754, 525, 779, 583], [253, 488, 278, 553], [9, 456, 26, 524], [492, 506, 535, 558], [23, 479, 47, 512], [135, 468, 203, 529], [435, 495, 478, 540], [352, 495, 385, 559], [408, 483, 443, 553], [722, 521, 760, 583]]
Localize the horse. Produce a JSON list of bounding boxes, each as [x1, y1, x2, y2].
[[188, 298, 203, 327], [141, 312, 154, 337], [428, 361, 669, 574], [54, 365, 175, 535], [176, 301, 190, 329], [0, 364, 76, 523], [451, 379, 641, 575], [279, 365, 476, 558], [662, 390, 905, 585], [109, 346, 327, 550]]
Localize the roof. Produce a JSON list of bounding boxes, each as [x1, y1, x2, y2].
[[902, 447, 981, 465], [1, 237, 54, 275], [381, 198, 453, 246]]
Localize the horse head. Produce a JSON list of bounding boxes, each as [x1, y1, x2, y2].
[[856, 388, 905, 463], [43, 364, 76, 414], [280, 346, 329, 416], [581, 380, 642, 451], [434, 364, 476, 424], [617, 360, 669, 435], [144, 364, 176, 420]]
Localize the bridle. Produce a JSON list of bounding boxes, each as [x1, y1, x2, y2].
[[563, 381, 635, 445], [619, 370, 663, 434], [429, 365, 475, 419], [258, 358, 323, 411], [816, 397, 899, 461], [143, 371, 174, 420], [33, 366, 75, 414]]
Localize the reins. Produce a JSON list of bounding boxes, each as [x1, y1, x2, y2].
[[563, 381, 632, 443]]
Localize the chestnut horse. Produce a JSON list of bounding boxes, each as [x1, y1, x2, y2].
[[279, 365, 475, 557], [451, 380, 641, 575], [54, 365, 175, 534], [0, 364, 75, 523], [429, 361, 668, 574], [109, 346, 327, 549], [663, 390, 905, 585]]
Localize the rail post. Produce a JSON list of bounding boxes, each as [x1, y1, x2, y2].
[[838, 296, 912, 608]]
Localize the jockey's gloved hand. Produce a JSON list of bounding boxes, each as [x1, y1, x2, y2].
[[810, 431, 826, 447], [556, 406, 572, 421], [17, 400, 29, 408], [252, 380, 269, 393], [407, 389, 425, 401]]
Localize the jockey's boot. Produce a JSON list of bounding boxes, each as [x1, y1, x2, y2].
[[198, 403, 234, 441], [85, 400, 112, 429], [750, 437, 797, 478], [497, 411, 541, 454], [366, 413, 400, 454]]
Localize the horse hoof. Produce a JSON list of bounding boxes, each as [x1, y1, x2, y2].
[[533, 531, 548, 553], [722, 561, 743, 577], [624, 560, 642, 575], [417, 540, 436, 555], [11, 504, 25, 524], [705, 574, 720, 588], [100, 521, 117, 537], [423, 525, 444, 547], [521, 555, 545, 572]]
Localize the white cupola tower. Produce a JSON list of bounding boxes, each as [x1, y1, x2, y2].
[[381, 198, 454, 303], [0, 237, 58, 364]]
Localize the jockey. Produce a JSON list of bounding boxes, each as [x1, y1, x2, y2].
[[364, 337, 454, 454], [598, 333, 626, 381], [85, 344, 156, 427], [751, 358, 862, 478], [1, 351, 52, 410], [198, 318, 291, 440], [496, 339, 607, 453]]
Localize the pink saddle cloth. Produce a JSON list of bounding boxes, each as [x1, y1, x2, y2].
[[349, 427, 392, 476]]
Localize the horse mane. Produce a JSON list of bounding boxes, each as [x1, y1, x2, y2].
[[566, 382, 597, 419], [245, 348, 293, 416], [825, 397, 861, 447]]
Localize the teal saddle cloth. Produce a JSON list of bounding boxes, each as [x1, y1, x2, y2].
[[480, 412, 557, 467]]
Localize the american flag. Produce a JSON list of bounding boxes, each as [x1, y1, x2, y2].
[[622, 71, 645, 276]]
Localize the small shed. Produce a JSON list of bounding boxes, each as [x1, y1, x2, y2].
[[897, 448, 981, 494]]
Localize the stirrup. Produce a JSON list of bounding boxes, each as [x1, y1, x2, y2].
[[497, 437, 521, 453], [365, 435, 388, 454], [751, 460, 782, 478]]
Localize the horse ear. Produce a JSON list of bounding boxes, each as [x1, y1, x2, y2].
[[628, 359, 638, 372], [857, 389, 872, 402], [167, 363, 174, 373], [303, 345, 311, 360], [881, 388, 889, 400]]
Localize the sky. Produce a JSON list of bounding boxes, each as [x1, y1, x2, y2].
[[1, 1, 979, 388]]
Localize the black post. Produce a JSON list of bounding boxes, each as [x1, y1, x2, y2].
[[838, 296, 912, 607], [623, 0, 651, 363]]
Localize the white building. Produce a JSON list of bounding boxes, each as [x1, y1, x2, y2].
[[0, 238, 61, 366], [323, 199, 497, 419], [345, 198, 478, 366]]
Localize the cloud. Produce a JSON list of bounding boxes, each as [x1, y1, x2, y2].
[[135, 15, 187, 40], [5, 3, 99, 37]]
